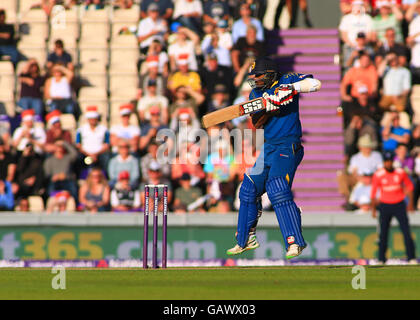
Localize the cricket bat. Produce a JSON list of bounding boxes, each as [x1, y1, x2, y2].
[[201, 97, 266, 128]]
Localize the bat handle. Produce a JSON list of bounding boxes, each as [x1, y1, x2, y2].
[[261, 97, 267, 107]]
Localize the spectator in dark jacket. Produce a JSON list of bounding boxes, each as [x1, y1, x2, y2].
[[0, 10, 18, 66], [14, 143, 44, 198], [47, 39, 74, 72], [17, 59, 46, 116]]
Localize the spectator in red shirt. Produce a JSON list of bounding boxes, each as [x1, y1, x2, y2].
[[371, 151, 416, 264]]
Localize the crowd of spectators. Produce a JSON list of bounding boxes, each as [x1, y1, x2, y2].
[[338, 0, 420, 212], [0, 0, 305, 214]]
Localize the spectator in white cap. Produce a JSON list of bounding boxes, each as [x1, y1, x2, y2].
[[349, 169, 374, 213], [136, 3, 168, 55], [12, 109, 46, 155], [110, 104, 141, 154], [348, 134, 383, 177], [339, 0, 374, 66], [75, 106, 110, 172], [338, 134, 383, 202]]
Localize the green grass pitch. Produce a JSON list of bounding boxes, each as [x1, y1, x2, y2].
[[1, 266, 419, 300]]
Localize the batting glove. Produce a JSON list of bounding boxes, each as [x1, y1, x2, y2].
[[276, 84, 295, 105], [263, 92, 280, 112], [263, 86, 296, 112]]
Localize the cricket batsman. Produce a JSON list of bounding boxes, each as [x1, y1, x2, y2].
[[227, 56, 321, 259]]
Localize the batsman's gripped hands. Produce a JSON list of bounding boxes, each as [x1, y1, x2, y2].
[[263, 84, 297, 112]]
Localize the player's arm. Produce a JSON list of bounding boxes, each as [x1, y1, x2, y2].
[[291, 77, 322, 93], [370, 174, 379, 218], [403, 172, 415, 212], [264, 77, 322, 112]]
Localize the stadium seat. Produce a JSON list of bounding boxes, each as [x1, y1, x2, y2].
[[79, 87, 108, 102], [16, 46, 47, 66], [79, 47, 109, 65], [5, 9, 18, 24], [111, 21, 137, 38], [28, 196, 45, 212], [49, 22, 79, 45], [19, 0, 39, 13], [3, 0, 17, 14], [19, 8, 48, 23], [0, 101, 15, 117], [79, 61, 106, 74], [109, 74, 138, 93], [111, 6, 139, 23], [0, 75, 15, 101], [79, 74, 108, 89], [80, 8, 109, 23], [110, 34, 138, 49], [110, 86, 138, 103], [0, 61, 14, 75], [79, 22, 110, 46], [59, 113, 77, 130], [18, 23, 49, 44], [109, 48, 139, 74]]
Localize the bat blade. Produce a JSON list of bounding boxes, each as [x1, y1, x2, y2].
[[201, 97, 265, 128]]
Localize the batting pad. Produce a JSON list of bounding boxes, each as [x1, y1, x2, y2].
[[266, 176, 306, 249], [236, 175, 259, 248]]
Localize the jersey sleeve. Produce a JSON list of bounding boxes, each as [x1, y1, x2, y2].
[[281, 72, 314, 84]]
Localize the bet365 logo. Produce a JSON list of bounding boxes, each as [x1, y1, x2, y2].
[[241, 99, 264, 115]]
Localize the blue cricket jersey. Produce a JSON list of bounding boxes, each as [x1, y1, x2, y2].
[[249, 72, 313, 145]]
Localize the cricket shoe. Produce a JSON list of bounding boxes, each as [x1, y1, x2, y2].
[[285, 244, 306, 259], [226, 234, 260, 256]]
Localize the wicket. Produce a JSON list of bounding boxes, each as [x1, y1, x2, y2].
[[143, 184, 168, 269]]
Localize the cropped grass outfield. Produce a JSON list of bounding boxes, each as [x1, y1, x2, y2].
[[1, 266, 419, 300]]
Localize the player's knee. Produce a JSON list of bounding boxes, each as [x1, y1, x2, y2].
[[239, 175, 257, 203], [266, 176, 293, 205]]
